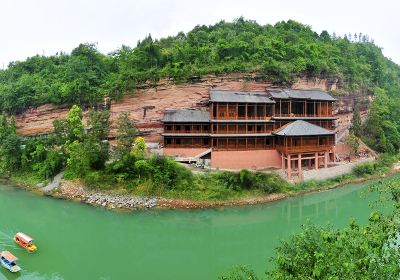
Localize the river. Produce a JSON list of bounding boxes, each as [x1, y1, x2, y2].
[[0, 176, 395, 280]]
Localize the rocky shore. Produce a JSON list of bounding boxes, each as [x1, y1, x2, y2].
[[51, 180, 158, 209]]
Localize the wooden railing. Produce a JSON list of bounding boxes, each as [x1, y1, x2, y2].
[[164, 144, 209, 148], [214, 116, 273, 120], [274, 113, 334, 118], [212, 130, 273, 134], [164, 130, 210, 134], [276, 144, 334, 154]]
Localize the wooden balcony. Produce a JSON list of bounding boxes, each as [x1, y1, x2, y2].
[[212, 130, 273, 135], [164, 130, 210, 134], [274, 113, 334, 118], [215, 116, 273, 120], [276, 144, 334, 154]]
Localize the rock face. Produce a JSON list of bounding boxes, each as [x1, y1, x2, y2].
[[53, 180, 157, 209], [15, 75, 338, 143]]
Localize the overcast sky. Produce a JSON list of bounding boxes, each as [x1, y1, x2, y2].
[[1, 0, 399, 68]]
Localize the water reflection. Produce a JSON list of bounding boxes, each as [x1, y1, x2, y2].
[[0, 176, 393, 280]]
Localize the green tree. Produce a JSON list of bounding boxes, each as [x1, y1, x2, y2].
[[351, 103, 362, 137], [346, 132, 360, 158], [115, 112, 137, 158], [131, 137, 146, 158], [66, 105, 85, 142], [87, 110, 110, 141]]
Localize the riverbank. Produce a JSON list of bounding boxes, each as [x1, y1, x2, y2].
[[2, 156, 399, 210]]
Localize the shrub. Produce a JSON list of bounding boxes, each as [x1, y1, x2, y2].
[[352, 162, 375, 176], [214, 170, 285, 194]]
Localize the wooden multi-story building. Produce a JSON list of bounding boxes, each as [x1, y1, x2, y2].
[[163, 88, 337, 180]]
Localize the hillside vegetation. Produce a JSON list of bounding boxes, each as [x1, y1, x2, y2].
[[0, 18, 400, 152], [1, 18, 399, 111]]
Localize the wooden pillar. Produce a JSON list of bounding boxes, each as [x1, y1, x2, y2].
[[281, 154, 285, 169], [333, 146, 336, 163], [245, 104, 248, 120], [304, 101, 307, 117], [236, 104, 238, 120], [314, 101, 316, 117], [315, 152, 319, 169], [263, 104, 266, 119], [226, 103, 229, 119], [289, 100, 292, 116], [216, 103, 219, 119], [287, 154, 291, 180], [211, 103, 213, 120], [298, 154, 302, 181], [279, 100, 282, 117], [324, 152, 328, 168]]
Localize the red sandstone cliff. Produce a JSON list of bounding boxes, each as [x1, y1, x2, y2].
[[16, 75, 340, 143]]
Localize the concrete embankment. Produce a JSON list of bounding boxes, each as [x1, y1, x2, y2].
[[302, 157, 375, 181]]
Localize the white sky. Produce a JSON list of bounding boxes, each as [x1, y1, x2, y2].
[[0, 0, 398, 68]]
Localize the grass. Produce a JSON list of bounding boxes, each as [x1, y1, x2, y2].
[[3, 154, 399, 203]]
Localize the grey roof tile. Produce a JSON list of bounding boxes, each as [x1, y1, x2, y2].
[[210, 89, 275, 103], [163, 110, 210, 123], [267, 88, 336, 101], [273, 120, 335, 136]]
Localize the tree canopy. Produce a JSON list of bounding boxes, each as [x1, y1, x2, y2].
[[1, 18, 399, 115]]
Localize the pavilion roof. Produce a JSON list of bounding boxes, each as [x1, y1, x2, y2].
[[210, 89, 275, 103], [267, 88, 336, 101], [273, 120, 335, 136], [163, 109, 210, 123]]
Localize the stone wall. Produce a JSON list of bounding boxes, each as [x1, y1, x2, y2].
[[163, 148, 210, 158], [211, 150, 282, 170]]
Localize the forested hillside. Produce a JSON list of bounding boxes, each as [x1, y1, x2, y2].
[[0, 18, 400, 153]]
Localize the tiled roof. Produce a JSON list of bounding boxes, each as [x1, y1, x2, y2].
[[273, 120, 335, 136], [267, 88, 336, 101], [210, 89, 275, 103], [163, 110, 210, 123]]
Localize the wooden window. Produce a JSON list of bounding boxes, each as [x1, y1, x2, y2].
[[166, 138, 172, 145], [238, 105, 246, 118], [238, 138, 246, 148]]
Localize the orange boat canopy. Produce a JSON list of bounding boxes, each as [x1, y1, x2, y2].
[[0, 251, 18, 262], [15, 232, 34, 244]]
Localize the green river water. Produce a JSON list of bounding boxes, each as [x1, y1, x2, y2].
[[0, 176, 395, 280]]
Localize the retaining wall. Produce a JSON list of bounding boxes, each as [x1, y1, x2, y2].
[[211, 150, 281, 170]]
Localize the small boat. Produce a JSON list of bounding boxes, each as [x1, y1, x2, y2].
[[0, 251, 21, 273], [14, 232, 37, 252]]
